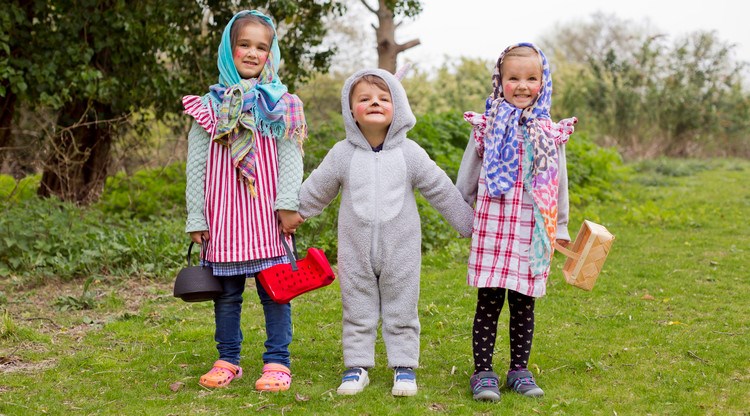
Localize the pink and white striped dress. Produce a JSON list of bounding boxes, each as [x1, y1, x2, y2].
[[203, 134, 285, 263]]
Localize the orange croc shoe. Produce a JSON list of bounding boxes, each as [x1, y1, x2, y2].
[[199, 360, 243, 388], [255, 363, 291, 392]]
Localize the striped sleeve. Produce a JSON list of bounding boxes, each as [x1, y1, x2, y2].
[[182, 95, 215, 136]]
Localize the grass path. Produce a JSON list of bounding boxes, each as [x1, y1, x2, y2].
[[1, 159, 749, 415]]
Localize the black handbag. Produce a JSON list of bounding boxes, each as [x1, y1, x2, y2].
[[173, 239, 222, 302]]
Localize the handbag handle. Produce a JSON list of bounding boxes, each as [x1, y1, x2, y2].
[[186, 236, 209, 267], [279, 233, 299, 271]]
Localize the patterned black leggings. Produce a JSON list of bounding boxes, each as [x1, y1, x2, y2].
[[472, 287, 536, 373]]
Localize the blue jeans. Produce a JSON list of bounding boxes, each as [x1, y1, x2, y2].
[[213, 274, 292, 368]]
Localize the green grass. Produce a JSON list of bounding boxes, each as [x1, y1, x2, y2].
[[2, 159, 749, 415]]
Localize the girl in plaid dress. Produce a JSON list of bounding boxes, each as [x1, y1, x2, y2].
[[456, 43, 577, 401], [182, 10, 307, 392]]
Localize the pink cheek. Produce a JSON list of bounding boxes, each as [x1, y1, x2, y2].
[[354, 103, 369, 116], [504, 84, 514, 96], [234, 50, 244, 59], [531, 86, 541, 96]]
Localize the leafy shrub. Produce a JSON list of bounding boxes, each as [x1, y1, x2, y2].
[[410, 112, 471, 180], [0, 174, 40, 202], [97, 163, 186, 220], [0, 197, 183, 283], [565, 131, 627, 206]]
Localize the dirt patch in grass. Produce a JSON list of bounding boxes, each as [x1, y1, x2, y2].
[[3, 276, 172, 330], [0, 276, 173, 375], [0, 355, 56, 374]]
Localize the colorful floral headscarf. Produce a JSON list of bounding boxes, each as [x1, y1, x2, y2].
[[465, 42, 576, 274]]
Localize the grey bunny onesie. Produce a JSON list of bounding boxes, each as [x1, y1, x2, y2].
[[298, 68, 474, 369]]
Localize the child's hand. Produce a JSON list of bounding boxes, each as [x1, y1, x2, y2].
[[555, 239, 570, 248], [558, 117, 577, 136], [190, 231, 210, 244], [278, 210, 304, 235]]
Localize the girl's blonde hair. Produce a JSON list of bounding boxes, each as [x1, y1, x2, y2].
[[499, 46, 542, 70]]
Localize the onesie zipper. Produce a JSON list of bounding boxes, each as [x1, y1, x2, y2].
[[371, 152, 381, 275]]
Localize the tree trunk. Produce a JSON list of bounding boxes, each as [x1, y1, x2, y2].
[[38, 100, 114, 204], [0, 85, 16, 170], [368, 0, 421, 73]]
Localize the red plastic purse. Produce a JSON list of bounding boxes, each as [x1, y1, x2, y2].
[[256, 234, 336, 304]]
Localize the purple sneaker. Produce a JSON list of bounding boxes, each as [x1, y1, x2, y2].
[[507, 369, 544, 397], [470, 371, 501, 401]]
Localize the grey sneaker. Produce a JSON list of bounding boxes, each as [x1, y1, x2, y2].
[[507, 369, 544, 397], [392, 367, 417, 396], [470, 371, 501, 401], [337, 367, 369, 395]]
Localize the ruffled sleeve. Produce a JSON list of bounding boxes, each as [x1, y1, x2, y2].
[[548, 117, 577, 145], [182, 95, 216, 137], [463, 111, 487, 157]]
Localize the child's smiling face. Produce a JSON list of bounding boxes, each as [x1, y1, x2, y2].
[[350, 81, 394, 133], [500, 55, 543, 109], [232, 22, 272, 79]]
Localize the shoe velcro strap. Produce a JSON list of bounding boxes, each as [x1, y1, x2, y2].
[[342, 368, 363, 381], [395, 370, 415, 381], [506, 369, 534, 384]]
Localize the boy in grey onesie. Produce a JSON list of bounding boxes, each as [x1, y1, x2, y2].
[[298, 68, 474, 397]]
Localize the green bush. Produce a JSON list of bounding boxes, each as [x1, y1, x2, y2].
[[565, 131, 626, 206], [0, 174, 40, 202], [410, 112, 470, 180], [0, 197, 183, 283], [97, 163, 186, 220]]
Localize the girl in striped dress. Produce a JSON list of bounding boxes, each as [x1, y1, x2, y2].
[[456, 43, 577, 401], [182, 10, 306, 392]]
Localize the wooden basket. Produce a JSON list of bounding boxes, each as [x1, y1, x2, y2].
[[554, 220, 615, 291]]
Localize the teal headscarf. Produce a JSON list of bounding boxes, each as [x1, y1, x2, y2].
[[212, 9, 287, 105], [200, 10, 307, 196]]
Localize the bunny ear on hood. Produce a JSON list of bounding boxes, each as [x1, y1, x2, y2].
[[394, 63, 412, 81], [340, 68, 416, 151]]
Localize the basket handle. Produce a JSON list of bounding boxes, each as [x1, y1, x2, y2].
[[554, 241, 580, 260], [279, 233, 299, 271]]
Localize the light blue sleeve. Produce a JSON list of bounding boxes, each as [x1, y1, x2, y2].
[[275, 137, 303, 211], [185, 122, 209, 233]]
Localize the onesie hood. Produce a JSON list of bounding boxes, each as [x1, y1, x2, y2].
[[341, 68, 416, 151]]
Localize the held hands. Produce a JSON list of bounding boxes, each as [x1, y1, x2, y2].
[[278, 210, 304, 235]]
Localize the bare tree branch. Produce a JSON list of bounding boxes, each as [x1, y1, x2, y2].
[[360, 0, 377, 14], [396, 38, 421, 53]]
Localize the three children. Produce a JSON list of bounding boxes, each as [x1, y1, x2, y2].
[[181, 10, 575, 402]]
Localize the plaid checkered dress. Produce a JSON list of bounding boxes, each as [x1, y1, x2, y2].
[[467, 131, 548, 298]]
